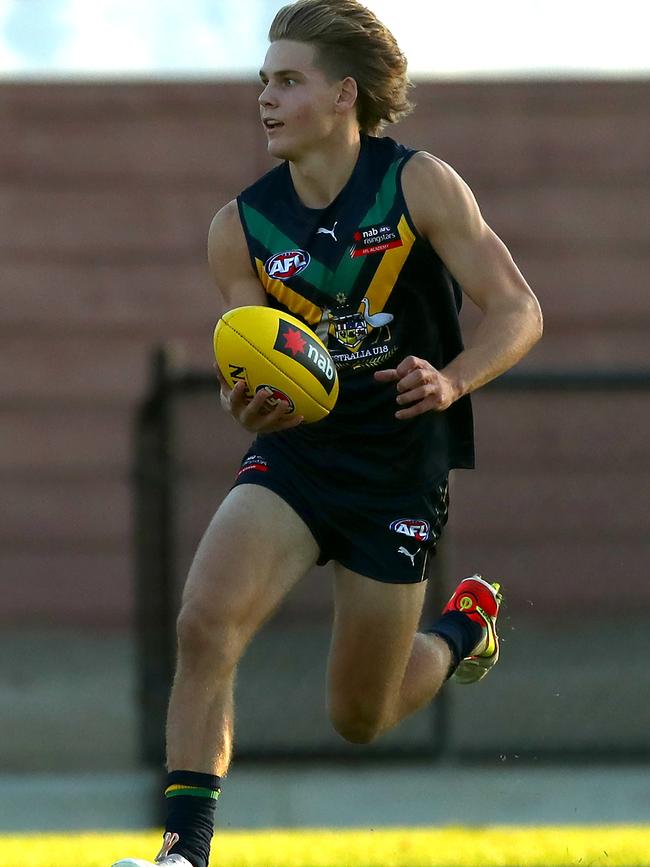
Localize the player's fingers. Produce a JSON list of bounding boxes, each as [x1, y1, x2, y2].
[[394, 355, 427, 378], [395, 392, 449, 419], [373, 368, 399, 382], [238, 386, 273, 424], [395, 366, 436, 394], [251, 386, 276, 412], [214, 364, 229, 389], [395, 384, 431, 406], [266, 411, 304, 432], [395, 401, 432, 420], [257, 401, 301, 432], [228, 380, 249, 410]]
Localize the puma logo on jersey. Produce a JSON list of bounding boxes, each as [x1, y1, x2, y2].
[[317, 221, 338, 241]]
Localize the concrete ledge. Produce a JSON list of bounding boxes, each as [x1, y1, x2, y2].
[[1, 764, 649, 832], [0, 771, 160, 832]]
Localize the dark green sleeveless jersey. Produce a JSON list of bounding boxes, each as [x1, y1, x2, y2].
[[237, 133, 474, 493]]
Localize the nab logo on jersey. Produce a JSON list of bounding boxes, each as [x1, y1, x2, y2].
[[265, 250, 310, 281], [389, 518, 431, 542]]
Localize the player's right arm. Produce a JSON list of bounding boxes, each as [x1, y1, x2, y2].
[[207, 200, 303, 433], [208, 200, 267, 311]]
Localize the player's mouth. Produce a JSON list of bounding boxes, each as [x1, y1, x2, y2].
[[263, 118, 284, 134]]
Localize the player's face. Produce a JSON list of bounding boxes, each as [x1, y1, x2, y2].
[[258, 40, 343, 160]]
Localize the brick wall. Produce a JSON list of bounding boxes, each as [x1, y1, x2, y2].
[[1, 80, 648, 626]]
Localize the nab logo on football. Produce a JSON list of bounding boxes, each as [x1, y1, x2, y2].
[[273, 320, 337, 395], [389, 519, 431, 542], [265, 250, 310, 281]]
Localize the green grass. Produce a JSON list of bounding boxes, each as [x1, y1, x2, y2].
[[1, 827, 649, 867]]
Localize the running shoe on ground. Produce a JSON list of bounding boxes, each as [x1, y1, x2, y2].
[[442, 574, 503, 684], [112, 833, 192, 867], [111, 860, 190, 867]]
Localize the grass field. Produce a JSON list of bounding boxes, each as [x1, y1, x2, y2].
[[1, 827, 648, 867]]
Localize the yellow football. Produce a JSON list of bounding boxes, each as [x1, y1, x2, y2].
[[213, 306, 339, 423]]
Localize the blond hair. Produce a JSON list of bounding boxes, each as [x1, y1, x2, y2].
[[269, 0, 414, 135]]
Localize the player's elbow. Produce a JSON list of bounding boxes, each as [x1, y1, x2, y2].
[[512, 289, 543, 349], [527, 292, 544, 345]]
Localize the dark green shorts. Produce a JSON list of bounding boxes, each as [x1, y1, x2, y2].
[[233, 441, 449, 584]]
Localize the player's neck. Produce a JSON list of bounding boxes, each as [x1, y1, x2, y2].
[[288, 127, 361, 210]]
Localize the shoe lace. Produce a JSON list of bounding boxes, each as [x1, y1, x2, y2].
[[155, 832, 180, 863]]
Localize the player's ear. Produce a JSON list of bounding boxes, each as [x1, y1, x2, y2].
[[335, 76, 358, 113]]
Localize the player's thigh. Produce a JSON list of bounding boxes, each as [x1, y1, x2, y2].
[[179, 483, 320, 650], [327, 564, 427, 725]]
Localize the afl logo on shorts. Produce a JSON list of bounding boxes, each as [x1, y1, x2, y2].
[[389, 518, 431, 542], [265, 250, 310, 281]]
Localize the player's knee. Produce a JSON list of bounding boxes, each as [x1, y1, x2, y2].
[[175, 602, 244, 673], [330, 705, 384, 745]]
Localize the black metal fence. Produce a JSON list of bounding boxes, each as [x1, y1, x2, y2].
[[133, 348, 650, 768]]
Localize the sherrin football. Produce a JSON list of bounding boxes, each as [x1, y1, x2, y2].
[[213, 306, 339, 423]]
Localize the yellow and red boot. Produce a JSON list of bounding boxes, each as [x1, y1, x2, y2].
[[442, 574, 503, 684]]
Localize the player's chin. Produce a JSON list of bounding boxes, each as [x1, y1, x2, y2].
[[266, 129, 313, 162], [266, 131, 294, 161]]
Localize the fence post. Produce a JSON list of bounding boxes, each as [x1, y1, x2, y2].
[[132, 347, 177, 770]]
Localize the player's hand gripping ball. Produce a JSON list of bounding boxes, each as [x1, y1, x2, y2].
[[213, 306, 339, 423]]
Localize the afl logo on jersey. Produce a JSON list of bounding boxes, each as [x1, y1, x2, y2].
[[265, 250, 310, 281], [389, 518, 431, 542]]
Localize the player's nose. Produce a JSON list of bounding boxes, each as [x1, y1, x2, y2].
[[258, 84, 277, 108]]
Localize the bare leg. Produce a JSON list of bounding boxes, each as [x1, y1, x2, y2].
[[379, 632, 451, 735], [327, 565, 452, 743], [166, 485, 320, 775]]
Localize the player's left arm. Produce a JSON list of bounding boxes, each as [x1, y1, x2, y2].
[[375, 152, 543, 418]]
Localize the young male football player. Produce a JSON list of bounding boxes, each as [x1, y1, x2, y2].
[[114, 1, 542, 864]]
